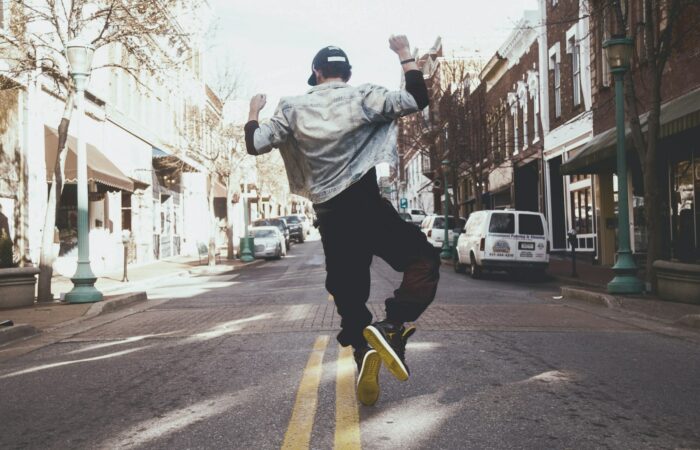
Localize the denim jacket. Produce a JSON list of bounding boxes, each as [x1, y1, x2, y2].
[[249, 81, 419, 204]]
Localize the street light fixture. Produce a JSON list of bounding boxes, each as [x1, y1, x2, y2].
[[603, 35, 644, 295], [239, 183, 254, 262], [63, 38, 103, 303], [440, 159, 452, 260]]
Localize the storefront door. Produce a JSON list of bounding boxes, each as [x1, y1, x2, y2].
[[670, 148, 699, 262]]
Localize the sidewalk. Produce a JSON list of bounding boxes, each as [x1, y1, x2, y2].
[[548, 255, 700, 330], [0, 255, 258, 347], [547, 254, 617, 289], [51, 255, 204, 298]]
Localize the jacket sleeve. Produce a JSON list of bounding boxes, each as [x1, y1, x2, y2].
[[361, 70, 430, 123], [244, 102, 290, 155], [404, 70, 429, 109]]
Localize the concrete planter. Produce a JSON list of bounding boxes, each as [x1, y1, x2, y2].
[[0, 267, 40, 308], [653, 260, 700, 304]]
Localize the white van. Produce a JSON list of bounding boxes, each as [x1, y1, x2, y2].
[[408, 209, 427, 225], [455, 210, 550, 278]]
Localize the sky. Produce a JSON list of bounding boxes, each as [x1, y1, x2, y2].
[[205, 0, 538, 123]]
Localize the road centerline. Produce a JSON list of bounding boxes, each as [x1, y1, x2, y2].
[[334, 345, 361, 450], [281, 334, 329, 450]]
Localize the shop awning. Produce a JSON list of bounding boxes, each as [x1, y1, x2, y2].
[[152, 147, 200, 173], [561, 87, 700, 175], [44, 126, 134, 192]]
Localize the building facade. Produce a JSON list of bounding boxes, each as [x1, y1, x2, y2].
[[561, 0, 700, 270], [537, 0, 598, 256], [0, 1, 242, 278]]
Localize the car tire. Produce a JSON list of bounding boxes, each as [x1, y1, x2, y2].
[[470, 253, 482, 279], [453, 254, 467, 273], [298, 234, 305, 244]]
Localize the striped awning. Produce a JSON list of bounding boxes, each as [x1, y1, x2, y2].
[[44, 126, 134, 192]]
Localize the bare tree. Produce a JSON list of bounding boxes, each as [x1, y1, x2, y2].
[[172, 104, 244, 266], [254, 152, 290, 218], [0, 0, 205, 300], [398, 56, 488, 218]]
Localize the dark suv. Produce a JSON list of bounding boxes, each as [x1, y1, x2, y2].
[[253, 218, 290, 249], [282, 215, 305, 243]]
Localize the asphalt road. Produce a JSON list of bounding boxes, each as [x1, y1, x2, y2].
[[1, 233, 700, 450]]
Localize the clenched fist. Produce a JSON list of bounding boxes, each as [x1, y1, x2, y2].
[[249, 93, 267, 113]]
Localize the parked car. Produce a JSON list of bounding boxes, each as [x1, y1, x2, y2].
[[282, 215, 305, 243], [421, 215, 466, 249], [249, 226, 286, 259], [294, 214, 312, 236], [398, 212, 413, 223], [455, 210, 550, 278], [253, 218, 290, 250], [408, 209, 427, 225]]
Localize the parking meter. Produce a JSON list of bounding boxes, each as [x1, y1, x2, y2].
[[121, 230, 131, 282], [567, 229, 578, 277]]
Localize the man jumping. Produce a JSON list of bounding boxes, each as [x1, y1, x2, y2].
[[245, 35, 440, 406]]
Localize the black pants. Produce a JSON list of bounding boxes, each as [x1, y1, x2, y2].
[[315, 169, 441, 350]]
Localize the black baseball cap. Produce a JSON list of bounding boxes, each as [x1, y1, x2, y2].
[[307, 46, 351, 86]]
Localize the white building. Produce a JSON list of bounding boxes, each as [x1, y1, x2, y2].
[[401, 152, 434, 214], [0, 1, 232, 282]]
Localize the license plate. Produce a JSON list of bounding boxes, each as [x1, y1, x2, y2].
[[518, 242, 535, 250]]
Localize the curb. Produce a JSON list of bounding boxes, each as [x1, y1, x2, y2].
[[87, 292, 148, 316], [561, 286, 621, 308], [677, 314, 700, 329], [551, 274, 606, 290], [99, 269, 190, 295], [0, 324, 39, 347]]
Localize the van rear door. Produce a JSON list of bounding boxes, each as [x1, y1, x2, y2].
[[515, 213, 549, 264], [484, 212, 517, 263]]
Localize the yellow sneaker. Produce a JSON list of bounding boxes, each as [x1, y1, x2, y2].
[[355, 347, 381, 406]]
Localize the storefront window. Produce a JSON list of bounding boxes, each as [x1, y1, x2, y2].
[[632, 193, 648, 253], [570, 187, 593, 234], [121, 192, 132, 231], [670, 151, 699, 262]]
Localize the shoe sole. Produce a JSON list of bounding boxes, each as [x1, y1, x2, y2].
[[363, 326, 409, 382], [357, 349, 381, 406]]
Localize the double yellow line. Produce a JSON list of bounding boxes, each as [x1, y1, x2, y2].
[[281, 335, 361, 450]]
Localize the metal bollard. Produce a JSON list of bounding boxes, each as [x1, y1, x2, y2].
[[567, 229, 578, 278]]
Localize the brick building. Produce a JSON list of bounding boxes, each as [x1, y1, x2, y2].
[[561, 0, 700, 273], [396, 38, 442, 216], [537, 0, 597, 255], [452, 11, 543, 218], [396, 38, 483, 216]]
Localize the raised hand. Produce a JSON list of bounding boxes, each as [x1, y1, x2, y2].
[[250, 93, 267, 113], [389, 35, 411, 57]]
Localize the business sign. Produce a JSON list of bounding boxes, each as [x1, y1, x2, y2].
[[400, 198, 408, 209]]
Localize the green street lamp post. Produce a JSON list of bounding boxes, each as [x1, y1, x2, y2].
[[603, 36, 644, 295], [440, 159, 452, 259], [240, 185, 254, 262], [64, 39, 103, 304]]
